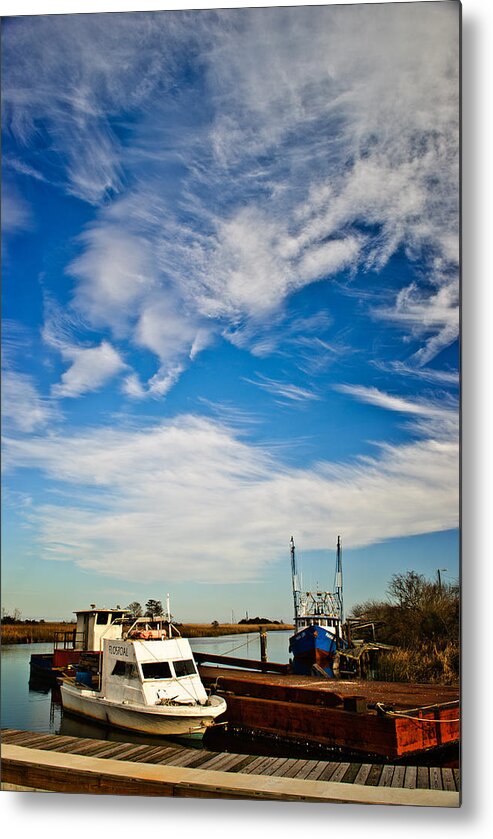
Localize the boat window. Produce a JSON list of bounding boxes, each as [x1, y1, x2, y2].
[[96, 612, 109, 625], [173, 659, 197, 677], [111, 661, 137, 678], [141, 661, 172, 680]]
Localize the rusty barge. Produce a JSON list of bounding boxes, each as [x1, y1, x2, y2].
[[198, 664, 459, 762]]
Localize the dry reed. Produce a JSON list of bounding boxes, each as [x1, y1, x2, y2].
[[1, 621, 293, 644], [1, 622, 75, 645]]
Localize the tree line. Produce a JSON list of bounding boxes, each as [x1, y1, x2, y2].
[[349, 570, 459, 683]]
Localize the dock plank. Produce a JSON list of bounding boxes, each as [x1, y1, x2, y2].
[[341, 763, 363, 785], [391, 766, 406, 788], [353, 764, 372, 786], [192, 752, 244, 772], [261, 757, 292, 777], [442, 768, 456, 792], [223, 754, 259, 774], [239, 755, 275, 775], [303, 761, 333, 782], [105, 744, 159, 763], [279, 759, 311, 779], [295, 759, 322, 780], [325, 762, 351, 783], [53, 739, 120, 757], [5, 732, 59, 749], [417, 766, 430, 789], [378, 764, 395, 786], [317, 761, 344, 782], [429, 767, 443, 791], [403, 765, 417, 789], [365, 764, 383, 786], [453, 768, 461, 790]]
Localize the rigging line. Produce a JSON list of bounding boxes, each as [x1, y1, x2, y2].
[[220, 634, 257, 656]]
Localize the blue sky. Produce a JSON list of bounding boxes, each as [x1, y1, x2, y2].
[[1, 3, 459, 622]]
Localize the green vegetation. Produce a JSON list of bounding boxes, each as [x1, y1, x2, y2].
[[350, 571, 459, 685], [238, 616, 282, 625]]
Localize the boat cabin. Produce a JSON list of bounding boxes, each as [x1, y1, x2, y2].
[[100, 636, 208, 707], [74, 606, 131, 651], [295, 591, 343, 638]]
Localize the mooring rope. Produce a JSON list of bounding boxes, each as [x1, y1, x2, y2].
[[375, 702, 460, 723]]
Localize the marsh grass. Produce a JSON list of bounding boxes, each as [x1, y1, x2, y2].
[[375, 642, 460, 685], [1, 621, 293, 644], [177, 623, 293, 638], [1, 622, 74, 645]]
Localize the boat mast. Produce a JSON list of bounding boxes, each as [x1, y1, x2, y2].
[[290, 536, 300, 623], [166, 593, 171, 623], [335, 535, 344, 623]]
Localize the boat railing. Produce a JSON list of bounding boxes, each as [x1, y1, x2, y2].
[[53, 629, 79, 650], [123, 616, 182, 639]]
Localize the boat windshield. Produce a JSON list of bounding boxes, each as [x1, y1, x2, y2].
[[141, 661, 172, 679], [111, 661, 138, 678], [173, 659, 197, 677]]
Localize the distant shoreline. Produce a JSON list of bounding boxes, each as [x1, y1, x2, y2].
[[1, 621, 293, 645]]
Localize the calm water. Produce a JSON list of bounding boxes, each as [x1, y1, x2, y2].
[[1, 632, 291, 749], [0, 633, 458, 765]]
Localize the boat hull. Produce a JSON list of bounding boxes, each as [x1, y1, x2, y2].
[[60, 682, 227, 737], [289, 625, 338, 676]]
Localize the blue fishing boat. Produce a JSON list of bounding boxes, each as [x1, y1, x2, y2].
[[288, 536, 344, 677]]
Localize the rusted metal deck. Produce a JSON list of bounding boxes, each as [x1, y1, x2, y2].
[[198, 665, 460, 760], [1, 728, 460, 801]]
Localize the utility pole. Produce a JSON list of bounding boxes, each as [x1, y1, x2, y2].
[[437, 569, 447, 591]]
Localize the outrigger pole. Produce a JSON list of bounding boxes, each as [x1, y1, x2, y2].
[[290, 536, 300, 623], [335, 535, 344, 623]]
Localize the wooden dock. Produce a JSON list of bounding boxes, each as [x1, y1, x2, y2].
[[1, 729, 459, 805]]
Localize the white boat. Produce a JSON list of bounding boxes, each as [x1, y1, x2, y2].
[[60, 618, 227, 737]]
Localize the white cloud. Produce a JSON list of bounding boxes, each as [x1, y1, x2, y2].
[[2, 184, 31, 234], [335, 384, 459, 441], [68, 226, 157, 337], [372, 360, 459, 387], [3, 393, 458, 584], [375, 279, 459, 366], [5, 3, 459, 392], [245, 374, 321, 405], [2, 371, 59, 433], [335, 385, 456, 421], [52, 341, 128, 398]]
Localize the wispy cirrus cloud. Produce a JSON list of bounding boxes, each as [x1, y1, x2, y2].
[[372, 360, 459, 387], [244, 374, 321, 406], [2, 4, 459, 399], [335, 384, 459, 441], [2, 371, 60, 433], [2, 394, 458, 584]]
